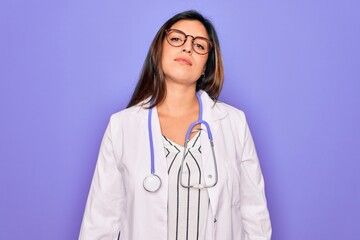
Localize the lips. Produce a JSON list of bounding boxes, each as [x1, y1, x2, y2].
[[174, 57, 192, 66]]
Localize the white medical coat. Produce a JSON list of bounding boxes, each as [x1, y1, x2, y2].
[[79, 91, 271, 240]]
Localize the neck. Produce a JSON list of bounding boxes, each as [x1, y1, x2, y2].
[[158, 84, 199, 118]]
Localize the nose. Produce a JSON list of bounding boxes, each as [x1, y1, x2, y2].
[[182, 37, 193, 54]]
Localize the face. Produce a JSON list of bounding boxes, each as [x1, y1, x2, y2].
[[161, 20, 209, 88]]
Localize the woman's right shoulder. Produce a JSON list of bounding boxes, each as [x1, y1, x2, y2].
[[108, 104, 147, 127]]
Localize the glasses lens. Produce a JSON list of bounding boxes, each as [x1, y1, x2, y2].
[[193, 38, 211, 54], [167, 30, 186, 47]]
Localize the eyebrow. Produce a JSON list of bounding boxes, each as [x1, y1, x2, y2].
[[171, 28, 209, 39]]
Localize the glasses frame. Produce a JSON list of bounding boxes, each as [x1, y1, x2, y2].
[[165, 29, 214, 55]]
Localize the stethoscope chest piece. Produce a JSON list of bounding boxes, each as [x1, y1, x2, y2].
[[143, 174, 161, 192]]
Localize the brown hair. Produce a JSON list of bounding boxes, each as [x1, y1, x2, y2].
[[127, 10, 224, 108]]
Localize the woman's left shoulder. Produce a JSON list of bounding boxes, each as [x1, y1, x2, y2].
[[214, 101, 247, 122], [216, 101, 244, 115], [201, 91, 245, 118], [200, 91, 248, 125]]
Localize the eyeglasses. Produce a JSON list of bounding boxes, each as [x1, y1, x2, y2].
[[165, 29, 214, 55]]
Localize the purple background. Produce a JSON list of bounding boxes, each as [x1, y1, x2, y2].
[[1, 0, 359, 239]]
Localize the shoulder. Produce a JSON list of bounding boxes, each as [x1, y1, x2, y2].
[[110, 105, 140, 120], [201, 91, 247, 124], [216, 101, 248, 128], [216, 101, 246, 118], [107, 103, 147, 130]]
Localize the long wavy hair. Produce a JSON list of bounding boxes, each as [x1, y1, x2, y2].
[[127, 10, 224, 108]]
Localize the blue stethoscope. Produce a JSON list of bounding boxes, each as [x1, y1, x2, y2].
[[143, 92, 218, 192]]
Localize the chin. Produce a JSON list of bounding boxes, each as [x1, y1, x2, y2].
[[168, 72, 200, 83]]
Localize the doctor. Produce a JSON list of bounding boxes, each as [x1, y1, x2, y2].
[[79, 10, 271, 240]]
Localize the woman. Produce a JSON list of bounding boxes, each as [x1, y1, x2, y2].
[[79, 10, 271, 240]]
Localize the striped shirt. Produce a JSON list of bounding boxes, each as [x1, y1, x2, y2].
[[163, 132, 209, 240]]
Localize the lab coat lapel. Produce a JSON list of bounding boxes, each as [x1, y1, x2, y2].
[[199, 92, 228, 218], [200, 92, 227, 177]]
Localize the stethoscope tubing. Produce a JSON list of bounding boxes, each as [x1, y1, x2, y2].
[[148, 101, 155, 174], [145, 92, 218, 192]]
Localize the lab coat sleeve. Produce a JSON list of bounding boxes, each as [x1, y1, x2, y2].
[[79, 120, 124, 240], [239, 119, 272, 240]]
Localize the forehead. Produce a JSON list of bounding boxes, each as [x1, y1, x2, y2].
[[170, 20, 209, 38]]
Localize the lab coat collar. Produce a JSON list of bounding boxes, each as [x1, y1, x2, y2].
[[131, 90, 228, 122]]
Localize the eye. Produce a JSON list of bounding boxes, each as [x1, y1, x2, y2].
[[194, 43, 205, 50], [170, 37, 183, 43], [167, 31, 185, 45], [193, 38, 209, 53]]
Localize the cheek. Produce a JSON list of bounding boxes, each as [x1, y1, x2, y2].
[[161, 45, 175, 71], [196, 56, 208, 72], [161, 55, 172, 76]]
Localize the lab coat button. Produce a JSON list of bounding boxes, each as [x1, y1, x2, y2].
[[207, 174, 213, 179], [214, 217, 217, 223]]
